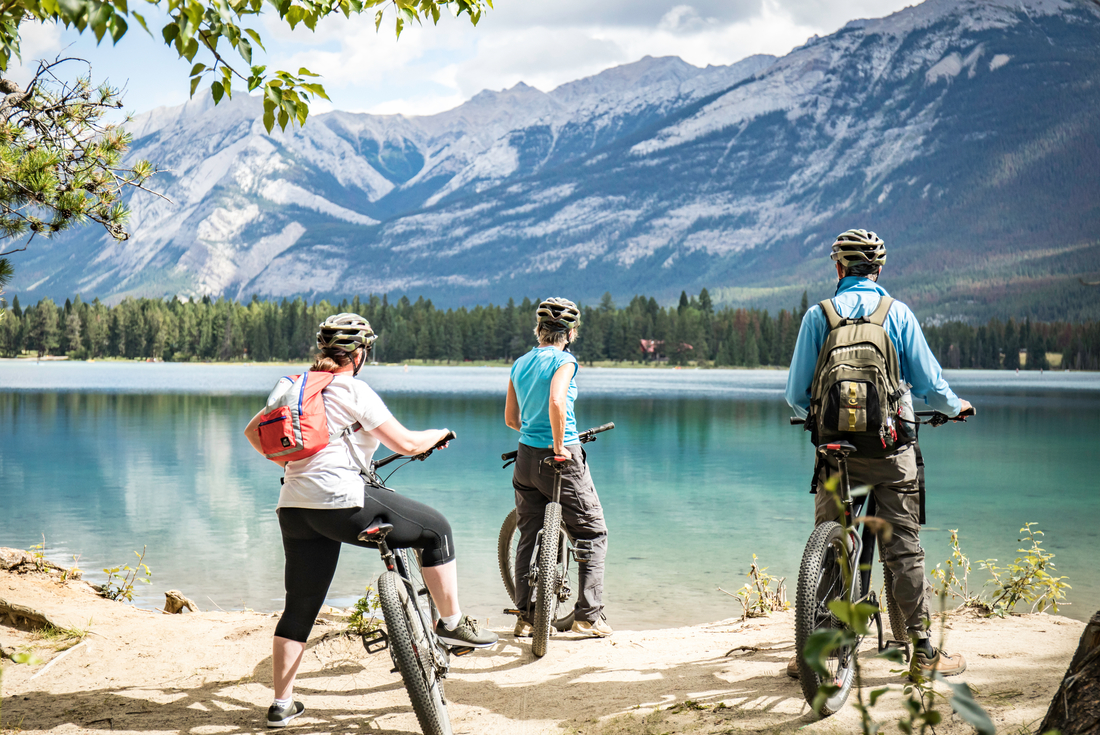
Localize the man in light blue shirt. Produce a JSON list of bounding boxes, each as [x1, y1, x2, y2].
[[785, 229, 972, 680]]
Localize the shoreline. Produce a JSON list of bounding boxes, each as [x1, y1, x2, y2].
[[0, 565, 1085, 735]]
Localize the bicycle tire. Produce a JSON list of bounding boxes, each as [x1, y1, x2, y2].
[[497, 507, 577, 631], [378, 570, 453, 735], [531, 502, 562, 657], [881, 562, 909, 647], [795, 522, 860, 716]]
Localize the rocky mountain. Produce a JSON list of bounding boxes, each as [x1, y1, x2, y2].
[[9, 0, 1100, 320]]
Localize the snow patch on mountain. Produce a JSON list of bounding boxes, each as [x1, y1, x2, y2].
[[259, 180, 378, 225]]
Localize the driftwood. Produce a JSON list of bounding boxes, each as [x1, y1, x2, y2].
[[0, 547, 80, 579], [0, 597, 66, 630], [163, 590, 199, 614], [1039, 610, 1100, 735]]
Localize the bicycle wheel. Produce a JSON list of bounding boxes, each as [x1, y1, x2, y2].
[[377, 570, 453, 735], [795, 521, 861, 716], [531, 502, 563, 658], [881, 562, 909, 647], [497, 507, 577, 631], [398, 548, 439, 627]]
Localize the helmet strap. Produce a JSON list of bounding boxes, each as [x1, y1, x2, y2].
[[352, 347, 365, 377]]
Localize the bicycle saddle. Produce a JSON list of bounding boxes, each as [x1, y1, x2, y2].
[[358, 519, 394, 542], [818, 440, 857, 455]]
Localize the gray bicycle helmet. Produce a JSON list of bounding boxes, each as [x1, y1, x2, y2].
[[535, 297, 581, 331], [317, 313, 377, 352], [830, 229, 887, 268]]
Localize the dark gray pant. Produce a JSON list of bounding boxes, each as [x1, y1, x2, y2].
[[814, 444, 931, 640], [512, 443, 608, 624]]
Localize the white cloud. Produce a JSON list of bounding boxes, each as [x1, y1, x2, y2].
[[8, 0, 918, 117]]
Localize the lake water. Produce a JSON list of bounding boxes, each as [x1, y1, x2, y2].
[[1, 362, 1098, 628]]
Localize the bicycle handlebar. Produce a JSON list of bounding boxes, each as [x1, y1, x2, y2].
[[788, 406, 975, 428], [500, 422, 615, 462], [373, 430, 456, 471]]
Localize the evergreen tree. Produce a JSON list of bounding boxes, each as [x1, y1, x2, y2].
[[29, 297, 60, 357]]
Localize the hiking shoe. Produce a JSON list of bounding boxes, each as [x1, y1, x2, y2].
[[514, 617, 533, 638], [786, 655, 800, 679], [910, 648, 967, 681], [571, 618, 613, 638], [435, 615, 498, 648], [266, 701, 304, 728]]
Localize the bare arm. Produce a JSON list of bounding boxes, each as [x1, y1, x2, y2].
[[505, 380, 521, 432], [369, 416, 451, 456], [548, 362, 574, 458]]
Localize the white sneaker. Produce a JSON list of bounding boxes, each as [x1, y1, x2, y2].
[[571, 618, 613, 638]]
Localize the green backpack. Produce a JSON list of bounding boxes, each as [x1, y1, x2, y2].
[[806, 296, 913, 458]]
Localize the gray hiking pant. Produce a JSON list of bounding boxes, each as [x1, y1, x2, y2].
[[814, 444, 931, 641], [512, 443, 608, 624]]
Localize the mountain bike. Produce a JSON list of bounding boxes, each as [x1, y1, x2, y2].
[[498, 422, 614, 657], [791, 407, 974, 715], [357, 431, 462, 735]]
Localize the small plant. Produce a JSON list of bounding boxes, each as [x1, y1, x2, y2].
[[28, 535, 47, 572], [719, 553, 789, 621], [933, 524, 1071, 616], [60, 554, 82, 582], [978, 523, 1070, 615], [347, 585, 381, 636], [101, 547, 152, 602], [33, 623, 89, 649]]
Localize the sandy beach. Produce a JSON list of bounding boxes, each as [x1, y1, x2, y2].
[[0, 557, 1084, 735]]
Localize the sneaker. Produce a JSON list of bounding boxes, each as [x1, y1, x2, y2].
[[266, 701, 305, 728], [571, 618, 613, 638], [514, 617, 533, 638], [910, 648, 967, 681], [786, 655, 800, 679], [435, 615, 498, 648]]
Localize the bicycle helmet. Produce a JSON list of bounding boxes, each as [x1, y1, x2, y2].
[[535, 297, 581, 331], [317, 313, 377, 352], [830, 229, 887, 268]]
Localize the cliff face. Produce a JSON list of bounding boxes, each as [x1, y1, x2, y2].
[[10, 0, 1100, 320]]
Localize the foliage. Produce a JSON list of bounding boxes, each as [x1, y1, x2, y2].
[[0, 0, 490, 134], [978, 523, 1071, 616], [719, 553, 788, 621], [923, 316, 1100, 371], [931, 524, 1071, 616], [347, 584, 381, 635], [101, 546, 152, 602], [27, 534, 46, 571], [0, 58, 157, 290]]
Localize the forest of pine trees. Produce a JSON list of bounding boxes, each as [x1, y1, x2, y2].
[[1, 290, 1097, 370]]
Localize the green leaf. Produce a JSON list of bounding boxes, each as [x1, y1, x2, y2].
[[286, 5, 304, 28], [277, 106, 289, 130], [133, 12, 150, 34], [803, 628, 849, 678], [162, 22, 180, 44], [189, 62, 207, 76], [939, 677, 995, 735], [262, 99, 275, 132], [237, 37, 252, 65], [244, 28, 266, 51], [183, 37, 200, 62], [301, 82, 330, 101], [110, 14, 128, 43], [297, 67, 319, 77], [189, 75, 201, 97], [868, 686, 889, 706], [211, 80, 224, 103]]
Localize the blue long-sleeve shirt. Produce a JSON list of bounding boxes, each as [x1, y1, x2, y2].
[[785, 277, 961, 418]]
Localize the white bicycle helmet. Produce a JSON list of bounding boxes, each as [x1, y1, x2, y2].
[[317, 313, 377, 352], [830, 229, 887, 268], [535, 297, 581, 330]]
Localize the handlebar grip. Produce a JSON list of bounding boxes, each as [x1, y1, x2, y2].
[[436, 430, 457, 447], [958, 406, 976, 418], [501, 450, 518, 461], [790, 417, 805, 425], [587, 422, 615, 435]]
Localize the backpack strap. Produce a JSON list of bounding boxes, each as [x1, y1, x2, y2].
[[868, 295, 895, 326], [818, 299, 844, 331]]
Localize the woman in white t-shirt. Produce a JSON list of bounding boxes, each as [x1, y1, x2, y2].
[[244, 313, 497, 728]]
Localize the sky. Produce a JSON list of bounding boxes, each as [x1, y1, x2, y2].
[[11, 0, 916, 118]]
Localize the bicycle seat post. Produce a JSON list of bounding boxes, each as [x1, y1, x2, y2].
[[359, 519, 396, 571], [541, 456, 568, 504]]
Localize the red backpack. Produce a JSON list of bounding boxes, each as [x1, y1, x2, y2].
[[257, 372, 359, 463]]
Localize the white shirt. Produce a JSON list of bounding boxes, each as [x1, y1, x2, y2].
[[278, 374, 393, 509]]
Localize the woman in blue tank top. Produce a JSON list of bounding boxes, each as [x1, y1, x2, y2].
[[504, 297, 611, 639]]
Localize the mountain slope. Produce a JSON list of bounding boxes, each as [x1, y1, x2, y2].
[[8, 0, 1100, 320]]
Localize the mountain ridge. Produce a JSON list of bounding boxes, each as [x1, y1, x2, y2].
[[7, 0, 1100, 321]]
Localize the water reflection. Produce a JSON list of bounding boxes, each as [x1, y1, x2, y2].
[[1, 371, 1097, 627]]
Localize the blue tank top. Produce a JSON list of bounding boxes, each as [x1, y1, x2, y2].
[[510, 346, 579, 448]]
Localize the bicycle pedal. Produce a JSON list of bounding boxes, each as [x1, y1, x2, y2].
[[449, 646, 475, 657], [503, 608, 525, 617], [361, 629, 388, 654]]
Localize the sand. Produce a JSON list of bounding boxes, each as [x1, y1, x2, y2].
[[0, 565, 1083, 735]]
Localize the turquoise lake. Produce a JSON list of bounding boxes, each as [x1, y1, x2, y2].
[[1, 362, 1098, 628]]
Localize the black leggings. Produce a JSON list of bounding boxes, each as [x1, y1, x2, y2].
[[274, 490, 455, 643]]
